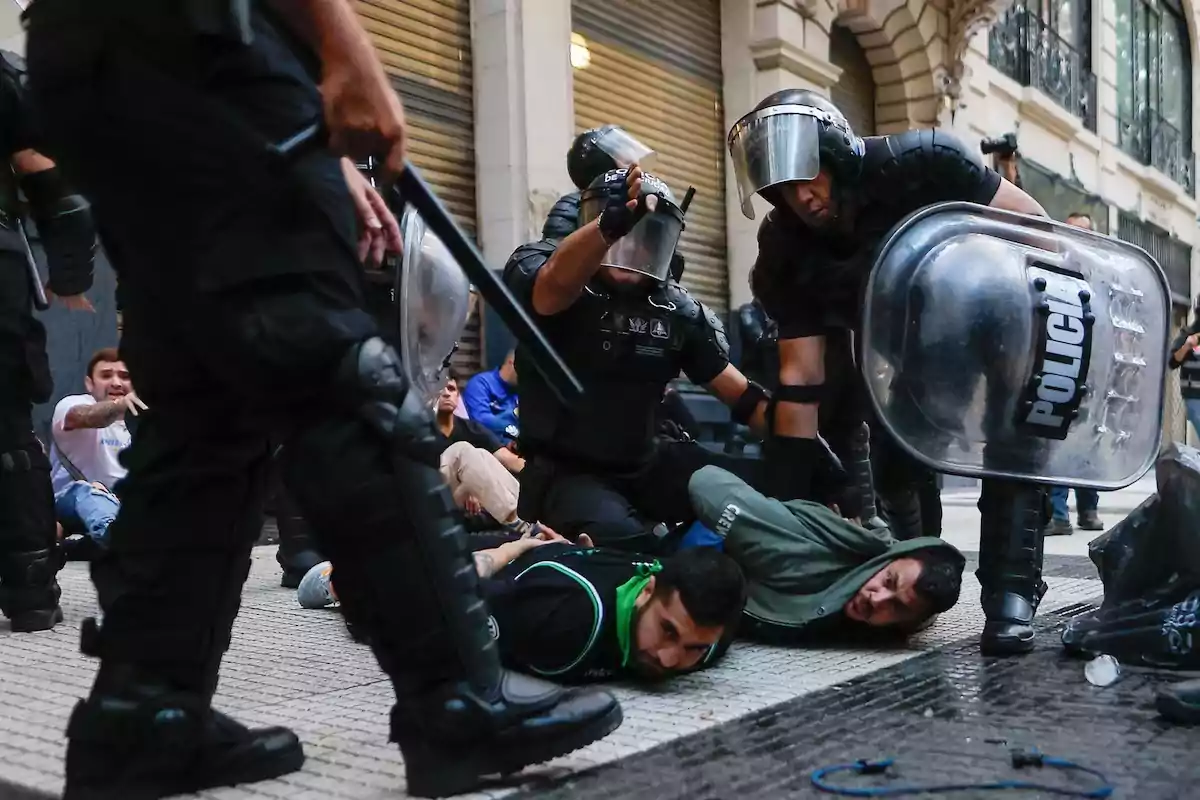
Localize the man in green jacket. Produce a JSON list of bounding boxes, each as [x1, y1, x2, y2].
[[686, 466, 965, 642]]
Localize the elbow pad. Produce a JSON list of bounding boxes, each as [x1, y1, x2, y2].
[[731, 380, 768, 426], [22, 168, 96, 297]]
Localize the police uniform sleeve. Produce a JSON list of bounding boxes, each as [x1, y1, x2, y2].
[[0, 52, 97, 297], [480, 553, 603, 679], [679, 293, 732, 385], [502, 239, 557, 314]]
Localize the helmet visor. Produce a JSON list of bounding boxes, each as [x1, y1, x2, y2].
[[579, 194, 684, 282], [594, 127, 657, 170], [727, 106, 821, 220], [398, 207, 473, 404]]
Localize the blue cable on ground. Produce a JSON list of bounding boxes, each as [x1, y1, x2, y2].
[[811, 749, 1113, 798]]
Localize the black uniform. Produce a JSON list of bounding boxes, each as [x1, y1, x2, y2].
[[26, 4, 617, 798], [754, 129, 1001, 538], [0, 49, 95, 632], [482, 543, 680, 682], [504, 237, 730, 552]]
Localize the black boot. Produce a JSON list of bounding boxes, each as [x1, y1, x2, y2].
[[977, 479, 1048, 656], [0, 547, 64, 632], [275, 488, 323, 589], [63, 661, 303, 800], [326, 451, 622, 798]]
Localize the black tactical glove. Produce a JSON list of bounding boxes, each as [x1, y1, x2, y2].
[[595, 168, 655, 243], [22, 168, 96, 297]]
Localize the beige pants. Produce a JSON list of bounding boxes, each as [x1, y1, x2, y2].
[[438, 441, 519, 524]]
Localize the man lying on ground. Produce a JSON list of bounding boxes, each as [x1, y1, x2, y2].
[[301, 530, 746, 682], [682, 466, 964, 642]]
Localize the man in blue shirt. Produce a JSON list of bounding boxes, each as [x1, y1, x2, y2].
[[464, 349, 520, 444]]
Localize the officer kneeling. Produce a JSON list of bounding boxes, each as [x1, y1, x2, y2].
[[503, 166, 772, 552]]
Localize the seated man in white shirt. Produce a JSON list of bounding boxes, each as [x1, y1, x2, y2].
[[49, 348, 146, 549]]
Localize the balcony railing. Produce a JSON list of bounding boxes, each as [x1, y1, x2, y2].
[[1118, 210, 1192, 304], [988, 3, 1097, 132], [1119, 111, 1196, 196]]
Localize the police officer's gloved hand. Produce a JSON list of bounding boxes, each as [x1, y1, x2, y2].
[[596, 168, 656, 243]]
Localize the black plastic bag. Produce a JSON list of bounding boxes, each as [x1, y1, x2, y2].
[[1087, 443, 1200, 608], [1062, 585, 1200, 668]]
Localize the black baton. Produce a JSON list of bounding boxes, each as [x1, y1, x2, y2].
[[272, 124, 583, 405], [17, 217, 49, 311]]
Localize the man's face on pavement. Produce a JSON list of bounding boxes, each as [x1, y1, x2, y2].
[[435, 379, 459, 414], [85, 360, 131, 404], [630, 582, 724, 678], [843, 557, 931, 628]]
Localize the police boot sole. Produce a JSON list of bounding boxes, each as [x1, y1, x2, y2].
[[64, 731, 305, 800], [8, 606, 63, 633], [403, 702, 623, 798]]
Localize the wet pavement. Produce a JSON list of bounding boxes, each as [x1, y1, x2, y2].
[[519, 606, 1199, 800]]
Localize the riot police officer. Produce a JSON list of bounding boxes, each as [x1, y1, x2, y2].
[[727, 89, 1051, 655], [26, 2, 620, 798], [504, 166, 772, 552], [0, 49, 96, 633]]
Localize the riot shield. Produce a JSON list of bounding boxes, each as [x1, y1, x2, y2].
[[860, 202, 1169, 489]]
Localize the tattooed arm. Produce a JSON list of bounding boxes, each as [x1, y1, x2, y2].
[[63, 400, 125, 431]]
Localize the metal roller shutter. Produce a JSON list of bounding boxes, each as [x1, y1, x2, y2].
[[571, 0, 729, 314], [355, 0, 483, 372], [829, 24, 876, 136]]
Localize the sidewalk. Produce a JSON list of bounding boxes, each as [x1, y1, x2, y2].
[[0, 547, 1105, 800]]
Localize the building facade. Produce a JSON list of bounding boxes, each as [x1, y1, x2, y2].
[[3, 2, 1193, 440]]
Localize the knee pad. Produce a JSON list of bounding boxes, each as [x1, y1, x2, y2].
[[336, 336, 435, 457]]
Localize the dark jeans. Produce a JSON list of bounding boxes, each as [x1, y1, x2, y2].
[[517, 439, 715, 552]]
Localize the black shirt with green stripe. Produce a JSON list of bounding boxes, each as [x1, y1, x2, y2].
[[479, 544, 662, 683]]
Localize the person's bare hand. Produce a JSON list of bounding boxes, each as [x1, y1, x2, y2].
[[45, 285, 94, 312], [1188, 333, 1199, 348], [319, 39, 408, 178], [115, 392, 149, 417], [463, 495, 483, 516], [340, 158, 402, 267]]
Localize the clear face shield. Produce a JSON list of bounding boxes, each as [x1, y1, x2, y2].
[[397, 207, 473, 404], [578, 175, 687, 283], [594, 126, 657, 170], [727, 105, 823, 220]]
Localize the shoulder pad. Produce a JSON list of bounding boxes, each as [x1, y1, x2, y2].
[[503, 239, 556, 284], [664, 281, 701, 320], [698, 301, 731, 360], [542, 192, 580, 241], [869, 128, 986, 182]]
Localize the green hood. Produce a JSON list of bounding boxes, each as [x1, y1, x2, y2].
[[689, 466, 965, 629]]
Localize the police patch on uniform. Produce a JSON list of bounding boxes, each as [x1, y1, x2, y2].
[[651, 319, 669, 339], [629, 317, 649, 334], [486, 615, 500, 640]]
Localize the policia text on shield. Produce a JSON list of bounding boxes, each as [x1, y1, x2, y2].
[[24, 1, 623, 799]]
